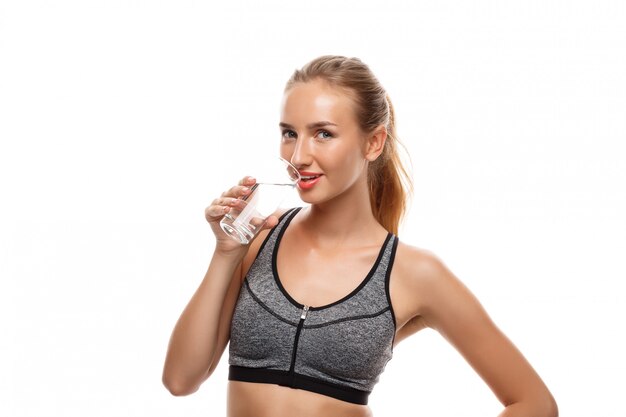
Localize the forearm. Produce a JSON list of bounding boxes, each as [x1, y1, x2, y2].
[[162, 250, 243, 394]]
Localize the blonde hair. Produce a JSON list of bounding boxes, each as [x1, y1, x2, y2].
[[284, 55, 413, 235]]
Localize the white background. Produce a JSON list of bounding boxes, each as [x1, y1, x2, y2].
[[1, 1, 625, 416]]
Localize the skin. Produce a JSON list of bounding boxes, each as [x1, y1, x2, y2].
[[162, 79, 558, 417]]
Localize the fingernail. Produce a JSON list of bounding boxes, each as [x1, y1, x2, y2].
[[248, 177, 256, 182]]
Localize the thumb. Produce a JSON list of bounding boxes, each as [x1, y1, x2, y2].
[[263, 215, 279, 230]]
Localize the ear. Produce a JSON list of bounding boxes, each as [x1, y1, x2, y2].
[[364, 125, 387, 162]]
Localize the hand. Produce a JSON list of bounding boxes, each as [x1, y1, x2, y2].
[[205, 176, 279, 256]]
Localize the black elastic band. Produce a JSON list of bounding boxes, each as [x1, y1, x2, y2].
[[228, 366, 370, 405]]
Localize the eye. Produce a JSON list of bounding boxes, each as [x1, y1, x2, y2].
[[316, 130, 333, 140], [281, 129, 297, 141]]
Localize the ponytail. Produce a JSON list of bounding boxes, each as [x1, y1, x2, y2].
[[367, 95, 413, 235]]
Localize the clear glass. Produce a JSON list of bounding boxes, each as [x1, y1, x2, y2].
[[219, 157, 300, 244]]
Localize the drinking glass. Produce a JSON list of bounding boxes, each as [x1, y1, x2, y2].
[[220, 157, 300, 244]]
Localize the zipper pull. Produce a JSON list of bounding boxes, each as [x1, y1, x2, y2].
[[300, 305, 309, 320]]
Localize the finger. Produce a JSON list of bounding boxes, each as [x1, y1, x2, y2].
[[249, 216, 266, 229], [247, 214, 278, 230], [238, 176, 257, 186], [220, 184, 253, 198], [262, 215, 279, 230], [212, 197, 239, 207], [205, 204, 230, 221]]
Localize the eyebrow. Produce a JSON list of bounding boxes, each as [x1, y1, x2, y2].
[[279, 121, 338, 130]]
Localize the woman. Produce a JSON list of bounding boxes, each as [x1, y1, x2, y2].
[[162, 55, 558, 417]]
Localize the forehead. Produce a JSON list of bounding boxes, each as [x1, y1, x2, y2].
[[280, 80, 357, 126]]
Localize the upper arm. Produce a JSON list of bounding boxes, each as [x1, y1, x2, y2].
[[410, 251, 556, 411]]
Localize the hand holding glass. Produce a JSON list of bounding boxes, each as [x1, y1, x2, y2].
[[220, 158, 300, 244]]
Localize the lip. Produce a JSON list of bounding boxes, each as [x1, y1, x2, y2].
[[297, 174, 323, 190], [298, 171, 323, 177]]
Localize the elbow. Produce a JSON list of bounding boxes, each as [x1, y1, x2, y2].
[[527, 392, 559, 417], [536, 387, 558, 417], [162, 369, 203, 397], [162, 375, 199, 397], [504, 392, 558, 417], [162, 359, 217, 396], [533, 392, 559, 417]]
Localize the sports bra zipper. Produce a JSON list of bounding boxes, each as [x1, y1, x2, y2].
[[300, 305, 310, 320], [288, 305, 309, 381]]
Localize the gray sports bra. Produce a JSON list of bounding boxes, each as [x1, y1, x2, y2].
[[228, 207, 399, 405]]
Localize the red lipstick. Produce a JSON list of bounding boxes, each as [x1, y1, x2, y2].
[[298, 176, 322, 190], [297, 171, 323, 190]]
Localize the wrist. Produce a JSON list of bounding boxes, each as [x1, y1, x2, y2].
[[212, 246, 248, 262]]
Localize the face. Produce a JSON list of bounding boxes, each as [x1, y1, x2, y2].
[[279, 79, 371, 205]]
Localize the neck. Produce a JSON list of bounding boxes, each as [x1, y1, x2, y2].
[[296, 176, 387, 249]]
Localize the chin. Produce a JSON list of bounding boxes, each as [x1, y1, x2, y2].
[[296, 193, 318, 205], [295, 189, 321, 205], [296, 189, 344, 207]]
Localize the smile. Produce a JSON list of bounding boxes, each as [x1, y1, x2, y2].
[[298, 175, 323, 190]]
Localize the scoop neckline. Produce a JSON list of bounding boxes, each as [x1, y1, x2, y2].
[[271, 207, 392, 311]]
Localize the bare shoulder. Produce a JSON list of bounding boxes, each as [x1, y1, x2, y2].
[[391, 241, 470, 329], [394, 242, 445, 281], [393, 241, 453, 295]]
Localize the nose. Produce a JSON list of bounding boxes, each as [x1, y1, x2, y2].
[[289, 137, 313, 169]]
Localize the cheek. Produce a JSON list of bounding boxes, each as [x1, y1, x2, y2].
[[279, 143, 294, 160], [327, 145, 364, 178]]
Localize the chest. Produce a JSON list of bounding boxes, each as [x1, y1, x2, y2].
[[276, 240, 384, 308]]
